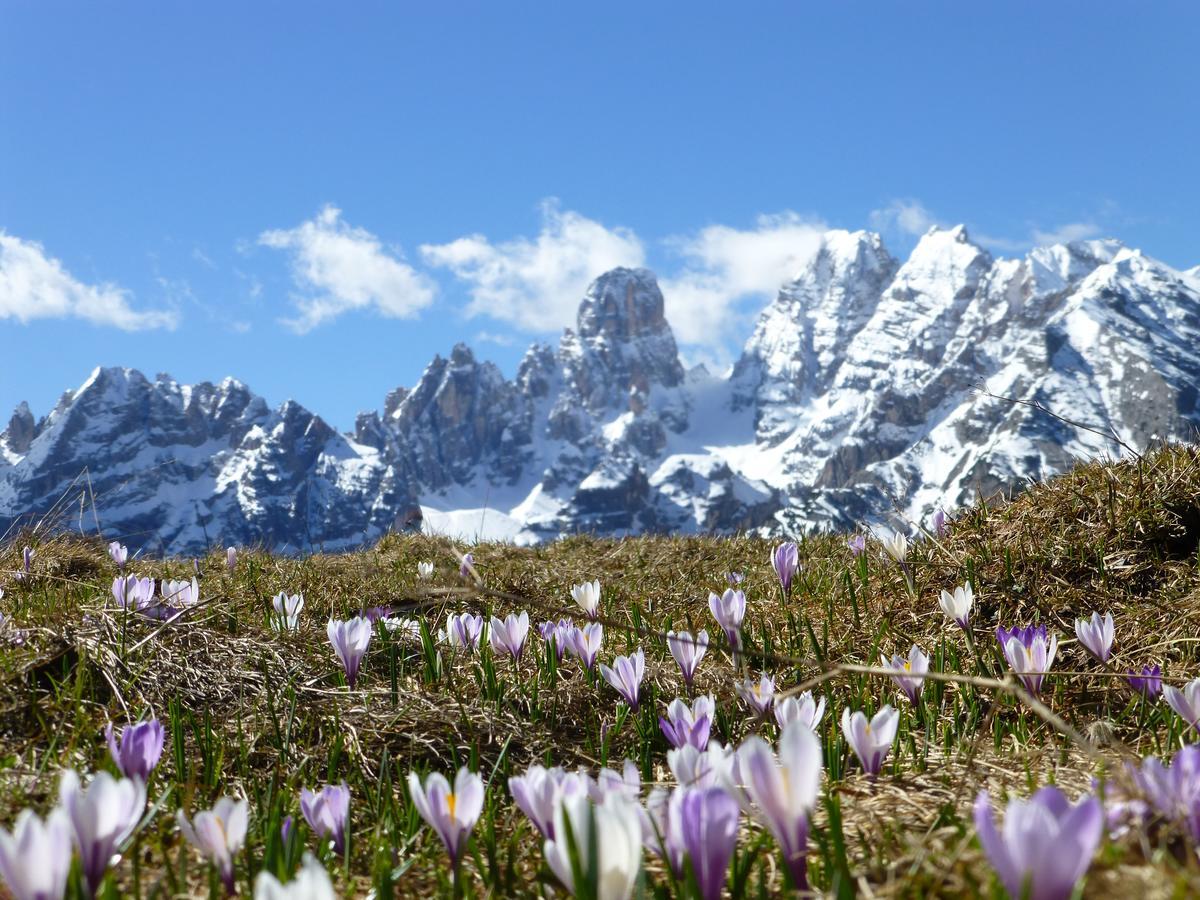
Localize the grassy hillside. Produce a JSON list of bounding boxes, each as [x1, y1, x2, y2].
[[2, 444, 1200, 897]]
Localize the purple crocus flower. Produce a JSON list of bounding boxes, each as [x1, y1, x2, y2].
[[106, 719, 165, 782], [974, 786, 1102, 900], [59, 769, 146, 896], [668, 742, 734, 790], [1163, 677, 1200, 734], [774, 692, 826, 732], [108, 542, 128, 571], [112, 575, 160, 618], [840, 706, 899, 777], [725, 572, 744, 586], [882, 645, 929, 705], [1112, 744, 1200, 839], [847, 534, 867, 557], [225, 547, 237, 573], [1126, 665, 1162, 698], [708, 589, 746, 649], [300, 783, 350, 854], [667, 629, 708, 689], [642, 785, 739, 900], [932, 508, 948, 538], [177, 797, 249, 895], [771, 542, 800, 597], [565, 622, 603, 670], [22, 547, 33, 573], [442, 612, 483, 651], [407, 767, 484, 871], [1074, 612, 1114, 663], [359, 605, 391, 624], [0, 807, 73, 900], [326, 617, 373, 689], [489, 611, 530, 663], [538, 619, 573, 661], [508, 765, 588, 839], [458, 553, 475, 581], [733, 721, 823, 892], [600, 648, 646, 711], [998, 625, 1058, 695], [280, 815, 293, 848], [736, 674, 776, 719], [659, 696, 714, 750]]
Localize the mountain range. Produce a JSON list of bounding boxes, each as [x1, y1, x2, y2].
[[3, 225, 1198, 555]]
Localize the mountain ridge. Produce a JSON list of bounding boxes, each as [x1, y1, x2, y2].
[[3, 225, 1198, 554]]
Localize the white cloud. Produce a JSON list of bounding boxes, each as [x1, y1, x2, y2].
[[1030, 222, 1102, 245], [868, 199, 941, 237], [661, 212, 827, 348], [0, 232, 178, 330], [259, 205, 436, 332], [420, 199, 645, 332], [473, 330, 515, 347]]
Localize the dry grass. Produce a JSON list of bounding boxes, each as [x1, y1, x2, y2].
[[2, 444, 1200, 897]]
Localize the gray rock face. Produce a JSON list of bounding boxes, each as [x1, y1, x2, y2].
[[2, 228, 1198, 553]]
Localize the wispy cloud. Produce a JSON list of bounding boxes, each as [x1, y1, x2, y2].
[[868, 199, 941, 237], [0, 232, 178, 330], [259, 205, 436, 332], [421, 199, 645, 333], [1030, 222, 1102, 245], [661, 212, 827, 349]]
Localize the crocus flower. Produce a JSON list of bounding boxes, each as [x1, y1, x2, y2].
[[589, 759, 641, 803], [1126, 665, 1163, 698], [668, 743, 734, 791], [840, 706, 899, 777], [932, 508, 947, 537], [112, 575, 159, 618], [253, 853, 336, 900], [538, 619, 574, 661], [1074, 612, 1114, 663], [108, 542, 128, 571], [566, 622, 603, 670], [659, 696, 714, 750], [880, 532, 909, 565], [708, 589, 746, 649], [600, 648, 645, 711], [847, 534, 867, 557], [359, 605, 390, 624], [382, 617, 422, 643], [106, 718, 165, 782], [489, 611, 531, 663], [280, 816, 293, 848], [162, 577, 200, 611], [774, 692, 826, 732], [667, 629, 708, 688], [733, 721, 823, 891], [226, 547, 237, 573], [1163, 676, 1200, 733], [882, 645, 929, 705], [459, 553, 475, 580], [272, 592, 304, 631], [571, 580, 601, 618], [938, 583, 974, 630], [508, 765, 588, 839], [407, 767, 484, 870], [736, 674, 776, 719], [643, 787, 739, 900], [0, 807, 72, 900], [543, 792, 642, 900], [1110, 744, 1200, 839], [998, 625, 1058, 695], [771, 542, 800, 596], [22, 547, 33, 573], [177, 797, 249, 895], [300, 783, 350, 855], [60, 769, 146, 896], [326, 617, 373, 689], [725, 572, 744, 586], [417, 561, 434, 580], [442, 612, 483, 651], [974, 786, 1102, 900]]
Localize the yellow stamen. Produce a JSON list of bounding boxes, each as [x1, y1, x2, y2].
[[447, 793, 457, 819]]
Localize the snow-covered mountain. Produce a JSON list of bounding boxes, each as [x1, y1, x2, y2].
[[3, 226, 1198, 554]]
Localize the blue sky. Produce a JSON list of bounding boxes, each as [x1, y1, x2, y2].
[[2, 2, 1197, 429]]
